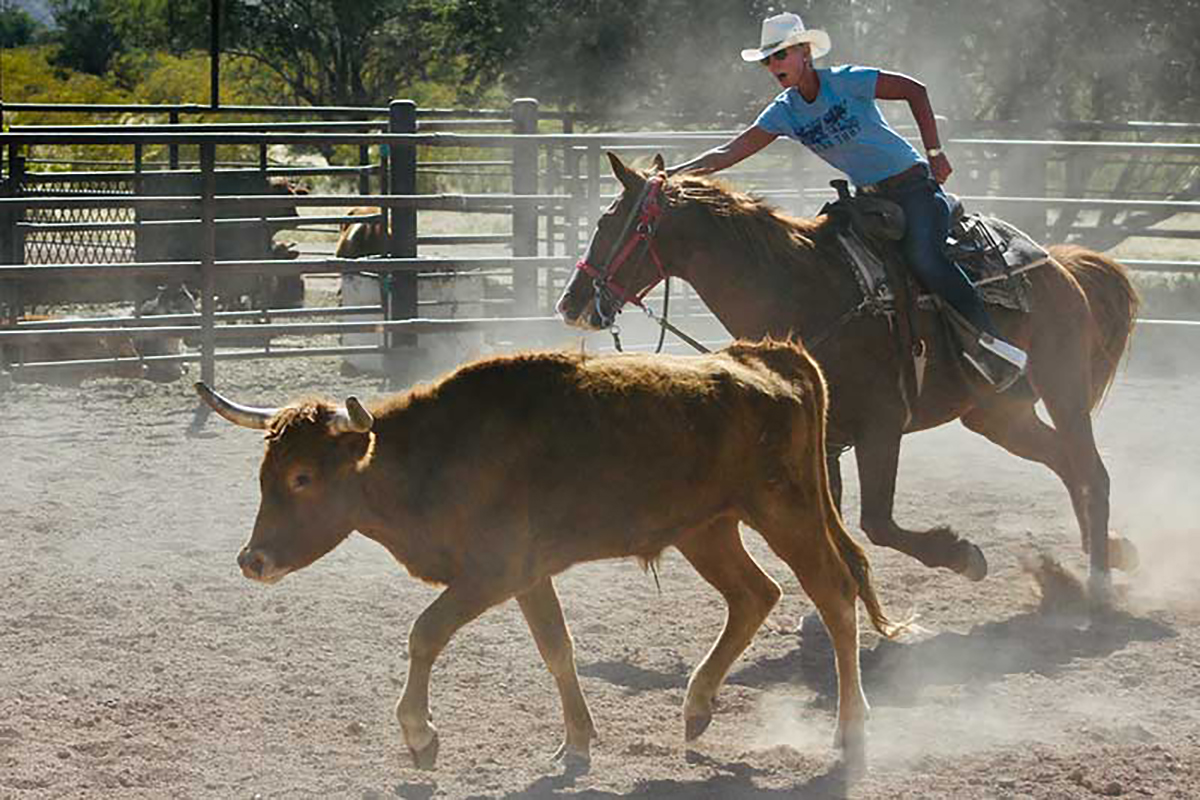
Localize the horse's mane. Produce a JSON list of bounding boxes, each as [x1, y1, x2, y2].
[[665, 174, 843, 279]]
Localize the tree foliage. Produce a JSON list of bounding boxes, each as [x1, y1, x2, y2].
[[46, 0, 124, 76], [441, 0, 1200, 125], [226, 0, 448, 107], [7, 0, 1200, 125], [0, 3, 44, 47]]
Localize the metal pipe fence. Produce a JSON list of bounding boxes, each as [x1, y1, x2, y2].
[[3, 101, 1199, 385]]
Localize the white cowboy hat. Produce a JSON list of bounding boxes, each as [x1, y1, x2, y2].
[[740, 12, 831, 62]]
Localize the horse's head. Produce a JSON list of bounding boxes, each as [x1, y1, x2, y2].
[[557, 152, 671, 330]]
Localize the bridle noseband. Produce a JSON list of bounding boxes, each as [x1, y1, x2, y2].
[[575, 175, 670, 330]]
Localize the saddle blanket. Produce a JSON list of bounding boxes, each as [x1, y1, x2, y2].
[[836, 213, 1050, 314]]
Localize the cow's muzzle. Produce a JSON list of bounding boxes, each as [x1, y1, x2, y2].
[[237, 547, 286, 584]]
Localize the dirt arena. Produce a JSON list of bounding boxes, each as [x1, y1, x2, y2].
[[2, 333, 1198, 799]]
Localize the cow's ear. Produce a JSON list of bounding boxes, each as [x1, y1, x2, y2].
[[607, 151, 644, 194], [651, 153, 666, 173]]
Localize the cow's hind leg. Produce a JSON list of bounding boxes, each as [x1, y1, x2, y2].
[[676, 516, 781, 742], [516, 577, 597, 770], [397, 583, 508, 769], [747, 486, 869, 770]]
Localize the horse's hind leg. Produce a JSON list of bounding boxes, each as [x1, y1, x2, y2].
[[745, 486, 870, 768], [676, 516, 781, 742], [961, 395, 1136, 591], [516, 577, 597, 769]]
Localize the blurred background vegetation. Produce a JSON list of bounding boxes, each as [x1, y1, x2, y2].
[[2, 0, 1199, 127]]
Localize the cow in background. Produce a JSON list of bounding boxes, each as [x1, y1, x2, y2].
[[3, 284, 199, 385], [135, 283, 198, 382], [334, 206, 387, 259], [196, 339, 903, 774], [136, 173, 311, 310]]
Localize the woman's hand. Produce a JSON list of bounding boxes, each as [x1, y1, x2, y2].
[[929, 151, 952, 184]]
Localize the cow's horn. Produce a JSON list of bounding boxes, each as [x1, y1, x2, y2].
[[194, 382, 276, 429], [329, 396, 374, 434]]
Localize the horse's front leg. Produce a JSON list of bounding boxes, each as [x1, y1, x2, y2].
[[397, 582, 507, 769], [855, 423, 988, 580]]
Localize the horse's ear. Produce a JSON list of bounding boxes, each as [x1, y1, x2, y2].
[[607, 151, 644, 193], [651, 153, 666, 173]]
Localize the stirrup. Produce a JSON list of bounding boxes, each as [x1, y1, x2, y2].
[[963, 349, 1023, 393], [978, 334, 1028, 372]]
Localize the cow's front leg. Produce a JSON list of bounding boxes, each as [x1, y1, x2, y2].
[[516, 577, 597, 771], [396, 583, 504, 769], [856, 422, 987, 580]]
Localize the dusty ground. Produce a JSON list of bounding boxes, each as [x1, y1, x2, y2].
[[2, 332, 1199, 800]]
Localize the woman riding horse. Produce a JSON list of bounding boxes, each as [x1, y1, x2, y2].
[[666, 11, 1027, 389]]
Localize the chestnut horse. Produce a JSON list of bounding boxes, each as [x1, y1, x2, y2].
[[558, 153, 1140, 601]]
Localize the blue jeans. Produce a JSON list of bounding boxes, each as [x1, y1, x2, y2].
[[886, 170, 998, 337]]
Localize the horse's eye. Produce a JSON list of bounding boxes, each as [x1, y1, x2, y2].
[[291, 473, 312, 492]]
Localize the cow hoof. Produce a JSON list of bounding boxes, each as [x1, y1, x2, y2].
[[1109, 537, 1139, 572], [407, 732, 440, 770], [552, 742, 591, 775], [958, 542, 988, 581], [685, 711, 712, 742], [834, 728, 867, 778]]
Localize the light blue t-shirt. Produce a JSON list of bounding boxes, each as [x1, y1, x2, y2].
[[753, 65, 923, 187]]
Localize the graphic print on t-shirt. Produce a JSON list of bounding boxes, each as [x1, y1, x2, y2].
[[753, 65, 923, 186], [796, 102, 862, 152]]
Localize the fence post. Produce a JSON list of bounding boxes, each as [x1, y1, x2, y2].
[[511, 98, 539, 315], [1000, 135, 1048, 242], [199, 143, 217, 386], [385, 99, 418, 378], [169, 109, 180, 170], [585, 143, 601, 234], [6, 149, 27, 321], [358, 145, 371, 195], [0, 145, 22, 322], [2, 146, 22, 267], [562, 116, 580, 261]]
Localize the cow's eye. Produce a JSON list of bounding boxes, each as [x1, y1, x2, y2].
[[291, 473, 312, 492]]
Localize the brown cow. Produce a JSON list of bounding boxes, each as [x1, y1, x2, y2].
[[334, 206, 387, 258], [4, 284, 198, 385], [195, 339, 902, 773]]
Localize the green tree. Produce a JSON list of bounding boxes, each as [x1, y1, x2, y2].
[[445, 0, 772, 123], [227, 0, 447, 107], [47, 0, 124, 76], [107, 0, 212, 56], [443, 0, 1200, 125], [0, 3, 44, 47]]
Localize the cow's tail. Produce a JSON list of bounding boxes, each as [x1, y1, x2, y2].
[[729, 336, 907, 638], [797, 342, 906, 640]]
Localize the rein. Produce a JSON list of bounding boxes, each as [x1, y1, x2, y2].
[[575, 175, 709, 354]]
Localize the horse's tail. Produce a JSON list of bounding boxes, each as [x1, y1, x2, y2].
[[1048, 244, 1140, 410]]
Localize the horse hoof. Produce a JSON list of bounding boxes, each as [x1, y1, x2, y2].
[[685, 711, 712, 742], [958, 543, 988, 581], [1109, 537, 1139, 572], [1087, 572, 1116, 614], [408, 732, 440, 770]]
